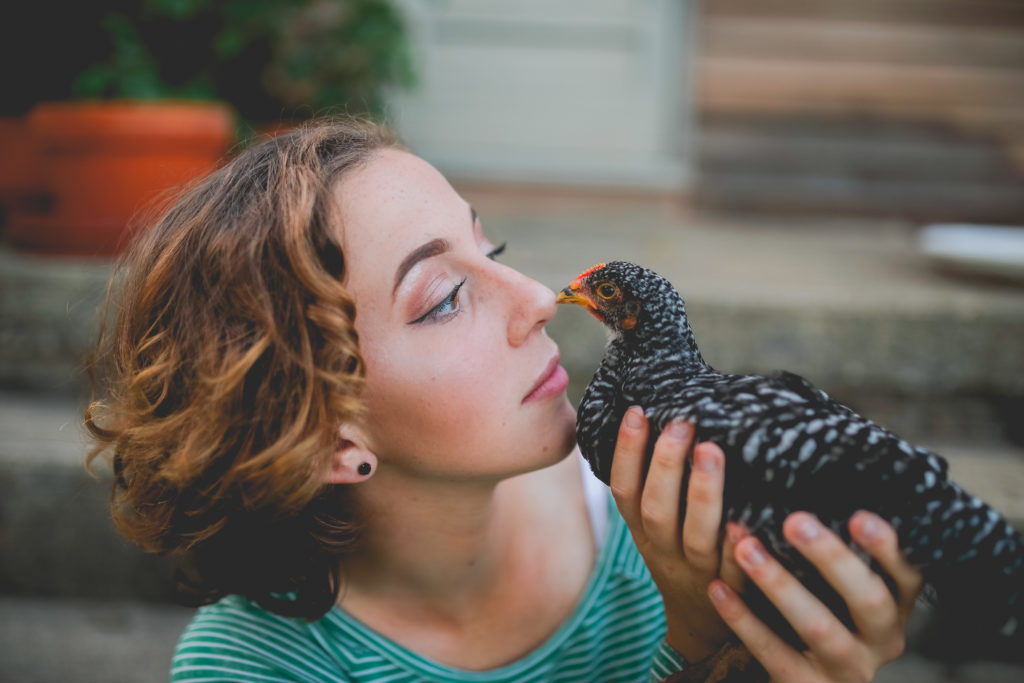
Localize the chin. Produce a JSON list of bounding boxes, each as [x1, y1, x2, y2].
[[510, 396, 577, 470], [520, 421, 576, 470], [553, 401, 580, 459]]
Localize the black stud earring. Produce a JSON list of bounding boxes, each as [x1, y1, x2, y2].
[[357, 462, 372, 476]]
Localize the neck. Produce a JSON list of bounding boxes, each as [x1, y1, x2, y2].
[[340, 454, 585, 620], [630, 295, 709, 372], [336, 454, 596, 670]]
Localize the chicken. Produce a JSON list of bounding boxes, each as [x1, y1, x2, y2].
[[557, 260, 1023, 652]]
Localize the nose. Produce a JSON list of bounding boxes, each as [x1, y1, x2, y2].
[[503, 267, 557, 348]]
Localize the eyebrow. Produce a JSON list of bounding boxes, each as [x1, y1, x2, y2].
[[393, 238, 450, 295], [391, 206, 478, 296]]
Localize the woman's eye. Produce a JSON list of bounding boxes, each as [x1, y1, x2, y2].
[[487, 241, 507, 260], [410, 279, 466, 325], [407, 244, 504, 325]]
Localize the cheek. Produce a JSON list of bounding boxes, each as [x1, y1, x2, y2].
[[360, 334, 507, 450]]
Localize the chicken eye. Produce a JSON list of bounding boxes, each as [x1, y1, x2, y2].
[[596, 283, 618, 300]]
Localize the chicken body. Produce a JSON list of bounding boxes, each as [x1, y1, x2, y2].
[[560, 261, 1023, 645]]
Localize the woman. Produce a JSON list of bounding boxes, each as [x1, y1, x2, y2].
[[86, 119, 921, 682]]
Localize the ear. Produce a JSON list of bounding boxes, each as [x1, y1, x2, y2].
[[325, 423, 378, 484], [622, 299, 641, 330]]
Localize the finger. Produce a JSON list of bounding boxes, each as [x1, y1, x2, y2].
[[609, 406, 649, 534], [784, 512, 898, 641], [640, 419, 693, 548], [681, 441, 725, 573], [708, 579, 804, 681], [734, 535, 858, 665], [720, 522, 748, 593], [849, 510, 924, 620]]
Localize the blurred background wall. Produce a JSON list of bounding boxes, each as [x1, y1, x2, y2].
[[388, 0, 694, 189]]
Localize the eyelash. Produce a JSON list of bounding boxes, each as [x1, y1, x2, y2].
[[488, 241, 507, 260], [409, 242, 507, 325], [411, 278, 465, 325]]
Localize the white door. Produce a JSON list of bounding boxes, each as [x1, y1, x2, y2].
[[386, 0, 696, 191]]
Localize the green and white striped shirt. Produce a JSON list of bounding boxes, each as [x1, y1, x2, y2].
[[172, 495, 686, 682]]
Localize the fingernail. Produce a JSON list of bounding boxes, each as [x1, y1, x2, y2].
[[726, 522, 746, 544], [624, 407, 644, 429], [798, 517, 820, 542], [740, 541, 766, 566], [695, 447, 718, 472], [667, 420, 691, 439], [860, 513, 881, 540], [709, 582, 728, 602]]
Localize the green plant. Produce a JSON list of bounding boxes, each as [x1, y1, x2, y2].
[[264, 0, 415, 118], [72, 0, 413, 123]]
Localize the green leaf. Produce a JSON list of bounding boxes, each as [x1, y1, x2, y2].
[[72, 65, 114, 98]]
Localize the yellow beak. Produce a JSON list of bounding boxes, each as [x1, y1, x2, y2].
[[556, 281, 604, 321]]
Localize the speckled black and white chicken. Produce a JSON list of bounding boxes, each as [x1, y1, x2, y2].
[[557, 260, 1023, 649]]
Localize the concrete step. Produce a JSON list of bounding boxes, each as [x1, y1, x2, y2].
[[0, 247, 112, 395], [0, 391, 178, 600], [2, 385, 1022, 602], [0, 597, 193, 683]]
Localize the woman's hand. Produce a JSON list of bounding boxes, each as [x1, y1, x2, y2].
[[708, 511, 924, 682], [610, 407, 745, 661]]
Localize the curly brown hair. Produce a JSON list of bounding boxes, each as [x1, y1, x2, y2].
[[85, 118, 397, 619]]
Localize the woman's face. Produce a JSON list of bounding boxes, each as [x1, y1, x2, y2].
[[337, 149, 577, 481]]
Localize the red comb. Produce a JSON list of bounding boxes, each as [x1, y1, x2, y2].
[[577, 262, 606, 280]]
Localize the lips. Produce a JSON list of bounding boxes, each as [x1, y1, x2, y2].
[[523, 354, 569, 403]]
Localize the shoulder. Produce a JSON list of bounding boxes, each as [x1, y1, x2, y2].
[[559, 497, 667, 678], [171, 595, 341, 682], [575, 457, 660, 605], [599, 497, 664, 600], [586, 495, 665, 623]]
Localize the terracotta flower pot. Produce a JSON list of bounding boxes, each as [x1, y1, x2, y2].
[[7, 100, 234, 256], [0, 117, 46, 213]]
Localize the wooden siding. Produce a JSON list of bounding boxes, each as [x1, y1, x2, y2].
[[696, 0, 1024, 221]]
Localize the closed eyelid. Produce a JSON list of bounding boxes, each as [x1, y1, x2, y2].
[[408, 278, 465, 325]]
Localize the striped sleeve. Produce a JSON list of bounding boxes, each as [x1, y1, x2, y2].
[[648, 640, 688, 681]]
